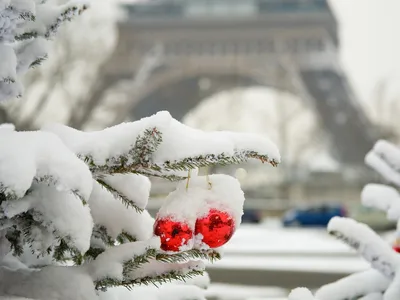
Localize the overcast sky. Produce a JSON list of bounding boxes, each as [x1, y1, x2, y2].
[[126, 0, 400, 103], [329, 0, 400, 102]]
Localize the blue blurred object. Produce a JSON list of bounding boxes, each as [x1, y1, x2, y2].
[[242, 209, 262, 224], [282, 203, 347, 227]]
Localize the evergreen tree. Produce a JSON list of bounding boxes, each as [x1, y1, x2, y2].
[[0, 3, 281, 299]]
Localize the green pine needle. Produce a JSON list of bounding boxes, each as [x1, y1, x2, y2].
[[95, 269, 204, 291], [15, 32, 38, 41], [156, 248, 221, 264], [29, 55, 48, 69], [97, 179, 143, 213]]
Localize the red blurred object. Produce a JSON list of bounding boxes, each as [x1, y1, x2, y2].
[[195, 209, 235, 248], [154, 218, 193, 252], [393, 245, 400, 253]]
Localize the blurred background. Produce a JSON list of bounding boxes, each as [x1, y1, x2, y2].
[[2, 0, 400, 299]]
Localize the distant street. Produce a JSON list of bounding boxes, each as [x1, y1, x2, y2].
[[204, 222, 387, 294]]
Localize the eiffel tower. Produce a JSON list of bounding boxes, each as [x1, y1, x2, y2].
[[93, 0, 377, 166]]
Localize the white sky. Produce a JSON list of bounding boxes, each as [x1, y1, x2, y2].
[[125, 0, 400, 102], [329, 0, 400, 102]]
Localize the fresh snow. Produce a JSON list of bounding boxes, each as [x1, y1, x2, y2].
[[87, 238, 160, 281], [88, 181, 154, 241], [127, 259, 205, 281], [0, 130, 93, 200], [1, 184, 93, 253], [0, 44, 16, 82], [43, 111, 280, 171], [99, 174, 151, 210], [328, 217, 400, 278], [316, 269, 389, 300], [362, 184, 400, 221], [365, 141, 400, 187]]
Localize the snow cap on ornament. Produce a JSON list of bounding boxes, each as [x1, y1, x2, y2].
[[154, 172, 245, 252]]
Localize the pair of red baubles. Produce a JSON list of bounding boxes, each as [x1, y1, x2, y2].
[[154, 209, 235, 252]]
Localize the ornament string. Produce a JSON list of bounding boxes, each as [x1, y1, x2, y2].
[[186, 169, 191, 191], [205, 167, 212, 190]]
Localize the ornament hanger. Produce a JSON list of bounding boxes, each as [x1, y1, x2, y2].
[[185, 169, 191, 191], [205, 167, 212, 190]]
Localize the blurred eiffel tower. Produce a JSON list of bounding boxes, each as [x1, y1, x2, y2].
[[86, 0, 378, 167]]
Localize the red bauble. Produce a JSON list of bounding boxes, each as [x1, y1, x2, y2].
[[393, 245, 400, 253], [195, 209, 235, 248], [154, 218, 193, 252]]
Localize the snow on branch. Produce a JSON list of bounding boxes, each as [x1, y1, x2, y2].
[[15, 1, 89, 41], [14, 37, 49, 75], [119, 259, 205, 290], [87, 238, 160, 284], [316, 269, 389, 300], [96, 173, 151, 212], [43, 111, 280, 180], [365, 140, 400, 187], [87, 181, 154, 247], [90, 237, 205, 291], [327, 217, 400, 278], [288, 288, 317, 300], [0, 0, 88, 103], [359, 294, 384, 300], [1, 184, 93, 255], [0, 130, 92, 201], [0, 44, 17, 83], [362, 184, 400, 221], [384, 271, 400, 300]]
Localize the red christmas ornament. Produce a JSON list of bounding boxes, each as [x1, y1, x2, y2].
[[154, 218, 193, 252], [195, 209, 235, 248], [393, 245, 400, 253]]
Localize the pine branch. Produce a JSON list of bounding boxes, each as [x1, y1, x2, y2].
[[45, 4, 89, 39], [157, 150, 278, 173], [92, 225, 115, 247], [134, 169, 187, 182], [5, 212, 84, 262], [156, 249, 221, 264], [131, 127, 163, 168], [82, 127, 162, 175], [96, 179, 143, 213], [15, 32, 38, 41], [123, 248, 158, 276], [0, 184, 19, 201], [5, 6, 35, 22], [33, 176, 87, 205], [95, 268, 204, 291], [1, 77, 16, 84], [117, 231, 137, 244], [5, 226, 23, 256], [84, 247, 105, 261], [15, 3, 88, 41], [328, 217, 398, 279], [29, 55, 48, 69]]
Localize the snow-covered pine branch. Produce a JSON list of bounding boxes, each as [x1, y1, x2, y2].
[[327, 217, 400, 278], [289, 139, 400, 300], [362, 184, 400, 221], [42, 111, 280, 178], [0, 0, 87, 102], [0, 109, 280, 299], [365, 140, 400, 187]]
